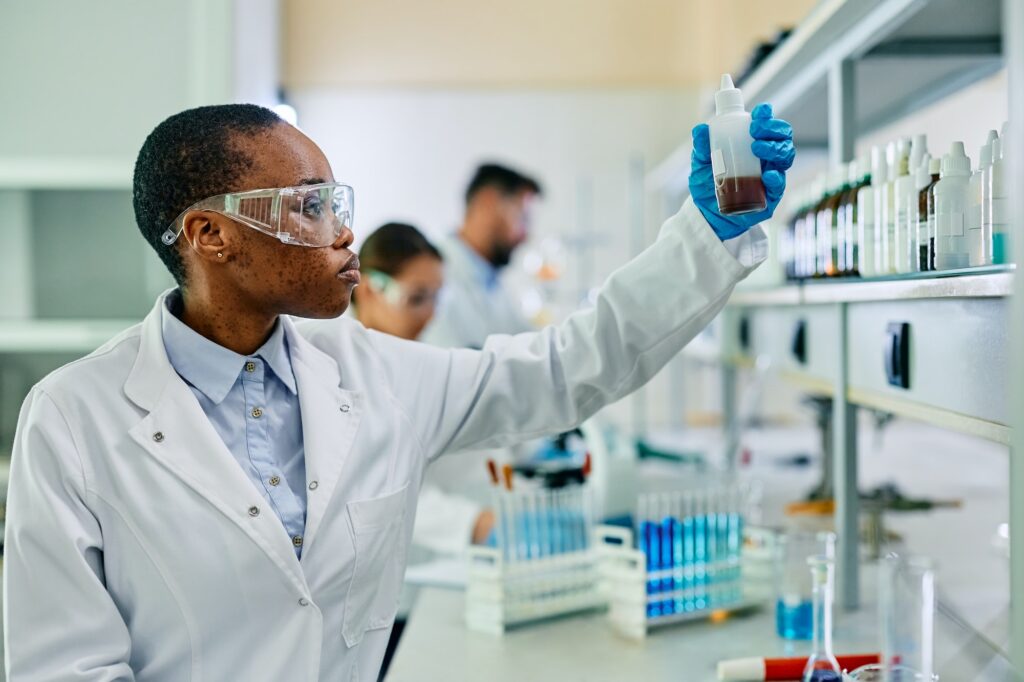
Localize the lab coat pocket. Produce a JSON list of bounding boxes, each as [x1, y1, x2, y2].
[[342, 483, 409, 648]]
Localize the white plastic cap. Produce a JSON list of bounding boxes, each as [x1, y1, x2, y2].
[[717, 657, 766, 681], [872, 145, 888, 185], [910, 134, 928, 171], [928, 156, 942, 174], [915, 153, 933, 190], [979, 143, 992, 169], [941, 141, 971, 177], [991, 137, 1002, 162], [715, 74, 745, 113]]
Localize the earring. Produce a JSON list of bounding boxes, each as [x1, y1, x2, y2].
[[217, 252, 224, 258]]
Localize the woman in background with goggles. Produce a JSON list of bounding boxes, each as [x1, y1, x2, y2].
[[351, 222, 445, 342]]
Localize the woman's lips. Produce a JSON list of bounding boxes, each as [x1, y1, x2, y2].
[[337, 256, 361, 285]]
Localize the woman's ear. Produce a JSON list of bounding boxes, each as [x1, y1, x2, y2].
[[180, 211, 234, 264]]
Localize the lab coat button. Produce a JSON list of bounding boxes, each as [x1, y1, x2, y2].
[[269, 475, 281, 487], [152, 432, 164, 443], [308, 480, 319, 490], [245, 361, 256, 372], [292, 535, 304, 547], [251, 407, 263, 418], [248, 505, 260, 517], [339, 404, 350, 413], [298, 597, 310, 607]]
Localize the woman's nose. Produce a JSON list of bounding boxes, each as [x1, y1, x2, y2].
[[332, 225, 354, 250]]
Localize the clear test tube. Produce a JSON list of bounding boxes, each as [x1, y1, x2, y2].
[[727, 485, 742, 602], [659, 494, 673, 613], [717, 487, 731, 604], [539, 488, 551, 559], [579, 484, 591, 553], [708, 489, 721, 608], [673, 493, 685, 614]]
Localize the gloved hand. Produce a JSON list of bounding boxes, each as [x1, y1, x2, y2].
[[688, 103, 795, 240]]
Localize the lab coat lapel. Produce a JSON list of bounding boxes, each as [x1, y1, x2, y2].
[[285, 318, 362, 555], [123, 294, 307, 591]]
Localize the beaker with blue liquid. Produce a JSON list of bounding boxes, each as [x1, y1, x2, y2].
[[775, 530, 836, 640]]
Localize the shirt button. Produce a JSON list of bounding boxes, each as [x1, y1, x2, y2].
[[308, 480, 319, 491], [152, 432, 164, 443], [251, 407, 263, 419], [269, 475, 281, 487], [245, 361, 257, 373], [298, 597, 310, 607], [292, 535, 304, 547], [248, 505, 260, 517], [339, 404, 351, 413]]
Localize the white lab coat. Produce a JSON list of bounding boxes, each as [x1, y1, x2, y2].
[[3, 199, 765, 681]]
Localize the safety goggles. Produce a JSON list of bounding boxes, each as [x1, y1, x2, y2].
[[366, 270, 443, 311], [161, 182, 354, 248]]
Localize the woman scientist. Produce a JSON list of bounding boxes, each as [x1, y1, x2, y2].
[[352, 222, 497, 551], [4, 103, 793, 681]]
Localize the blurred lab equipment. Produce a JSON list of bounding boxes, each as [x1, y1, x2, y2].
[[776, 530, 837, 640], [802, 556, 843, 682]]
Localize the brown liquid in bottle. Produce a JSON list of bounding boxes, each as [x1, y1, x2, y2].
[[716, 176, 767, 215]]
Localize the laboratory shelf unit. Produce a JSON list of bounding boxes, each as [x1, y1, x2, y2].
[[681, 0, 1024, 674]]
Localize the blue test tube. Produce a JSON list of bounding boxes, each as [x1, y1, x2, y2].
[[728, 486, 743, 603], [694, 495, 707, 611], [682, 493, 695, 612], [659, 495, 674, 614], [673, 494, 685, 614]]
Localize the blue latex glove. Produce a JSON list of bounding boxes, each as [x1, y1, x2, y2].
[[688, 103, 795, 240]]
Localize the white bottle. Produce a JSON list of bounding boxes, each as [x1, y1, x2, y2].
[[913, 153, 933, 272], [991, 135, 1009, 264], [855, 151, 875, 277], [968, 130, 998, 267], [924, 156, 942, 271], [865, 145, 886, 278], [899, 135, 927, 272], [708, 74, 766, 216], [934, 142, 972, 270], [886, 138, 910, 274]]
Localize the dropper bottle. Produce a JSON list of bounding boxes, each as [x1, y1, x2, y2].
[[934, 142, 973, 271], [801, 556, 842, 682], [708, 74, 767, 215]]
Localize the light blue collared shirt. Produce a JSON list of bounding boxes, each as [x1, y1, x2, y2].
[[162, 291, 307, 558]]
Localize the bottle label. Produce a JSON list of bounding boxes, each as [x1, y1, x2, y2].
[[938, 211, 965, 238]]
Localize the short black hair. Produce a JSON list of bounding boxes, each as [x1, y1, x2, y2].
[[358, 222, 442, 277], [464, 163, 542, 205], [132, 103, 283, 285]]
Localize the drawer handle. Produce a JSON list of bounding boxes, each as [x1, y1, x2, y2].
[[884, 322, 911, 389], [791, 319, 807, 365]]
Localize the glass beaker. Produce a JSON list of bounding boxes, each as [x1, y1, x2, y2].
[[776, 530, 837, 640], [880, 554, 937, 681]]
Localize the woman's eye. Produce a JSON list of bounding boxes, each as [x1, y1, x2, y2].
[[302, 199, 324, 218]]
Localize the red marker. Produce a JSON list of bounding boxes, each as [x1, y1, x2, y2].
[[717, 654, 880, 681]]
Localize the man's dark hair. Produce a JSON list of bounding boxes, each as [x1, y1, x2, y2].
[[464, 163, 543, 205], [359, 222, 442, 277], [132, 104, 283, 285]]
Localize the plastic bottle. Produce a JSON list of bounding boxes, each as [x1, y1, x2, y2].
[[934, 142, 972, 270], [968, 130, 998, 267], [838, 160, 867, 276], [823, 167, 847, 277], [915, 154, 938, 272], [813, 175, 835, 277], [709, 74, 767, 215], [869, 145, 888, 276], [899, 135, 927, 272], [886, 138, 910, 274], [854, 153, 874, 278], [992, 136, 1009, 264], [924, 156, 942, 271]]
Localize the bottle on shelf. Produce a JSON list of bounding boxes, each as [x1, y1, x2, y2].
[[814, 174, 836, 277], [968, 130, 998, 267], [801, 556, 842, 682], [855, 152, 874, 278], [900, 135, 928, 272], [992, 134, 1010, 265], [924, 156, 942, 271], [885, 138, 910, 275], [837, 160, 865, 276], [915, 154, 938, 272], [824, 167, 847, 277], [789, 188, 813, 280], [869, 145, 888, 277], [934, 142, 972, 271], [709, 74, 767, 215]]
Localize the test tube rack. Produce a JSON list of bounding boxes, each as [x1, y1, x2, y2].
[[597, 484, 760, 640], [465, 484, 605, 634]]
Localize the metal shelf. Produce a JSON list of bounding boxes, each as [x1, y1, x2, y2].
[[729, 269, 1013, 306]]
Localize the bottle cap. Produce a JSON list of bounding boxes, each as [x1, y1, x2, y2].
[[915, 153, 933, 190], [714, 74, 745, 114], [991, 137, 1002, 162], [940, 141, 971, 177], [928, 157, 941, 175], [979, 143, 992, 169], [909, 134, 928, 174], [872, 145, 888, 186]]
